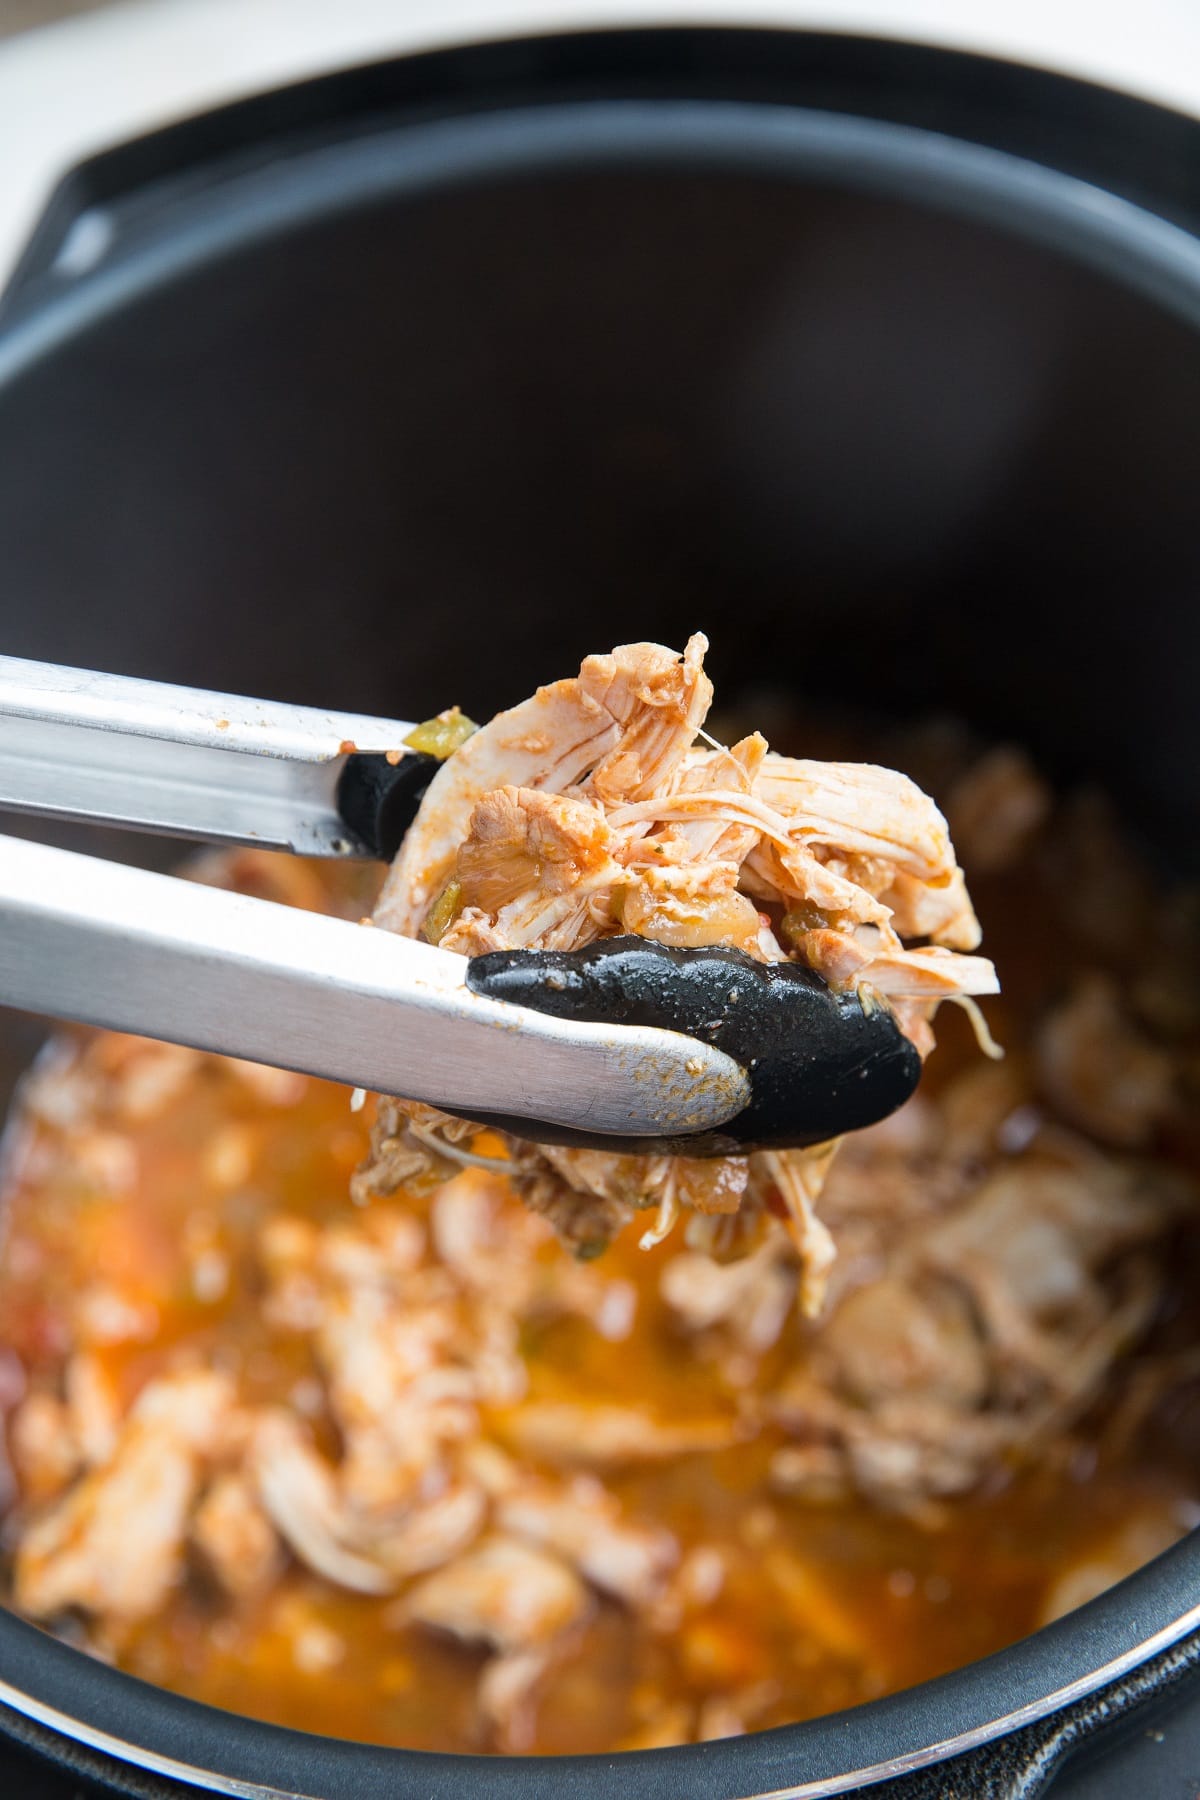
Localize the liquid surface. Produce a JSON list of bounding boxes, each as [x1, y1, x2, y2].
[[0, 764, 1196, 1755]]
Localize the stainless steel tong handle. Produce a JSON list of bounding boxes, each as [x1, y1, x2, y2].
[[0, 833, 748, 1137], [0, 655, 417, 856], [0, 657, 749, 1140]]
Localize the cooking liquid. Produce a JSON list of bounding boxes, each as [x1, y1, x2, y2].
[[0, 835, 1196, 1754]]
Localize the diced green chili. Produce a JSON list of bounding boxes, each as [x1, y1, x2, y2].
[[421, 879, 464, 945], [403, 707, 478, 760], [780, 902, 833, 945]]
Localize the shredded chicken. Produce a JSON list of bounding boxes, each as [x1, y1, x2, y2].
[[7, 1173, 682, 1744], [13, 1369, 236, 1622], [765, 1088, 1189, 1511], [399, 1533, 591, 1652], [943, 747, 1051, 874], [399, 1535, 592, 1750], [3, 697, 1194, 1759], [362, 637, 996, 1309], [1036, 975, 1176, 1149], [659, 1231, 797, 1356], [497, 1401, 742, 1467], [193, 1472, 284, 1599], [496, 1475, 676, 1604]]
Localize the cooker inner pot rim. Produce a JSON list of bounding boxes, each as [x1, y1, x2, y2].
[[6, 95, 1200, 385]]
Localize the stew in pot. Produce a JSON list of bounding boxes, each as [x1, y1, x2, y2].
[[0, 641, 1195, 1754]]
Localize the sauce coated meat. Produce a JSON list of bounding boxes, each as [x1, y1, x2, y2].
[[0, 662, 1197, 1754], [366, 638, 997, 1300]]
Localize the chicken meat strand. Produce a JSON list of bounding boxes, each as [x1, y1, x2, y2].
[[365, 637, 997, 1304]]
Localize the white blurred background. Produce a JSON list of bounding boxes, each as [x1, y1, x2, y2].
[[1, 0, 1199, 288]]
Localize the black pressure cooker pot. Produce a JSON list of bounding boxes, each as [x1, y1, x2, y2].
[[0, 26, 1199, 1800]]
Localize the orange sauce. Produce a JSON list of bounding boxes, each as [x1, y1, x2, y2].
[[0, 843, 1195, 1755]]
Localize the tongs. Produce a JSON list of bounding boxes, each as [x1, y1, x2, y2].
[[0, 657, 920, 1153]]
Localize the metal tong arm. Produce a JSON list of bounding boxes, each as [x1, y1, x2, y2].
[[0, 834, 748, 1140], [0, 655, 418, 856]]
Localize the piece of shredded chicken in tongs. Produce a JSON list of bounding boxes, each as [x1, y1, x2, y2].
[[358, 636, 998, 1313]]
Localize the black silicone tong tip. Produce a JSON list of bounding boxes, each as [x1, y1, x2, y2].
[[336, 752, 441, 860], [334, 757, 921, 1152], [466, 936, 922, 1154]]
